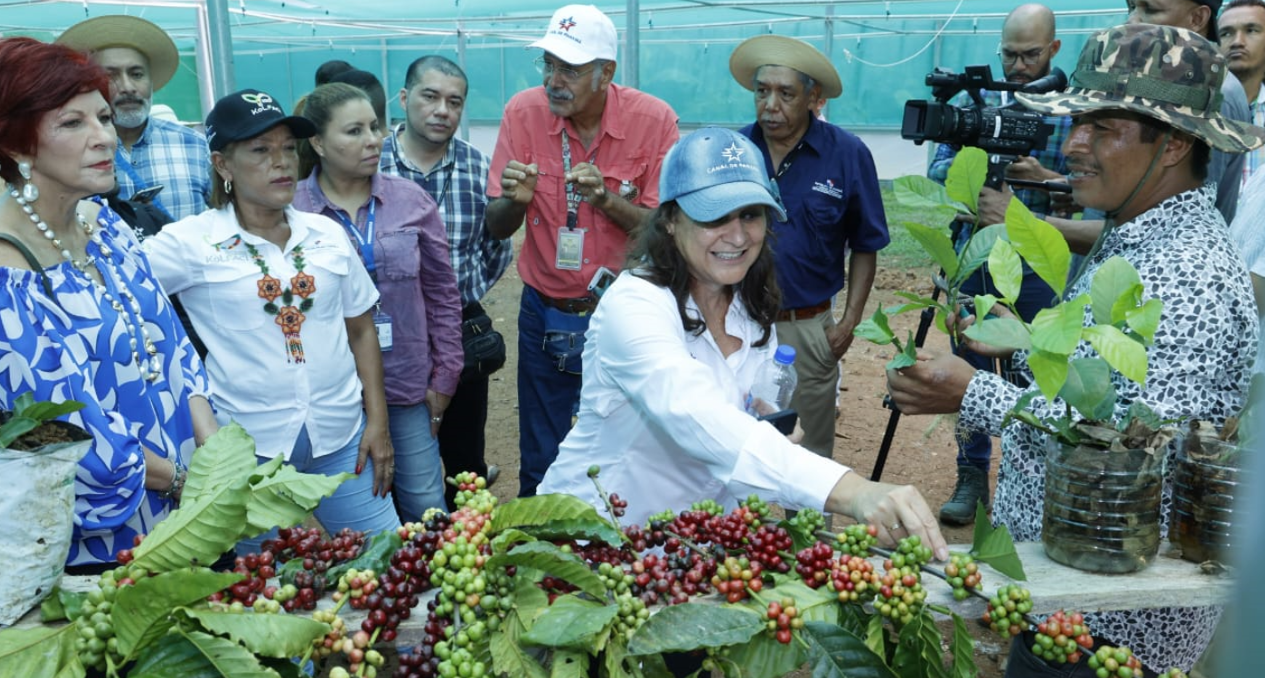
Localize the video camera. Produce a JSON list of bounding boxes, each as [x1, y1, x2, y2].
[[901, 64, 1068, 190]]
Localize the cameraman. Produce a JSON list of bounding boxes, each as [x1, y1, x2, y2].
[[925, 3, 1069, 527]]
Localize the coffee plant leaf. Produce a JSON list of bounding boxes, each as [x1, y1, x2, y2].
[[970, 518, 1027, 582], [491, 494, 622, 546], [1089, 256, 1142, 326], [322, 530, 404, 588], [128, 632, 223, 678], [763, 577, 841, 623], [1006, 203, 1070, 299], [890, 611, 949, 678], [114, 568, 244, 659], [550, 649, 591, 678], [131, 478, 251, 574], [520, 594, 619, 651], [490, 609, 549, 678], [948, 613, 979, 678], [954, 224, 1005, 288], [854, 306, 896, 346], [962, 317, 1031, 352], [1124, 298, 1162, 344], [176, 629, 280, 678], [720, 626, 808, 678], [179, 607, 330, 658], [1084, 325, 1148, 386], [893, 175, 967, 219], [244, 464, 351, 536], [182, 422, 258, 503], [1060, 358, 1117, 422], [945, 148, 987, 214], [866, 610, 888, 657], [0, 624, 83, 678], [803, 621, 896, 678], [903, 220, 959, 280], [1027, 349, 1070, 405], [1030, 296, 1087, 356], [987, 238, 1023, 304], [39, 586, 87, 623], [627, 603, 762, 656], [486, 541, 607, 600], [491, 527, 537, 554]]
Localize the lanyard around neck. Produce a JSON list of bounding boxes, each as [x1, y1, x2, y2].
[[561, 133, 583, 230], [331, 198, 378, 280]]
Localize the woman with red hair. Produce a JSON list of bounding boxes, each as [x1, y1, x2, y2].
[[0, 38, 217, 568]]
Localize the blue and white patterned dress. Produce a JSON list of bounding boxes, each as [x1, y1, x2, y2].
[[0, 197, 209, 565]]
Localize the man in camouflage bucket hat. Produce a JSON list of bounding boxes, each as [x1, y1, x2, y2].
[[888, 23, 1261, 676]]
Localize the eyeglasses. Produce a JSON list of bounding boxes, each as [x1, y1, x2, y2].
[[997, 43, 1053, 66], [534, 56, 597, 83]]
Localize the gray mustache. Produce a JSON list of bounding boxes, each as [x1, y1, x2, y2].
[[548, 88, 574, 101]]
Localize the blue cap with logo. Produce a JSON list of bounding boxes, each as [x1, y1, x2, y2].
[[205, 88, 317, 152], [659, 127, 786, 223]]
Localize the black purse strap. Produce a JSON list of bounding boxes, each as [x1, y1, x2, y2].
[[0, 232, 56, 298]]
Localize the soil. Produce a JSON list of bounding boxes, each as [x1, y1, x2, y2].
[[475, 239, 1010, 676]]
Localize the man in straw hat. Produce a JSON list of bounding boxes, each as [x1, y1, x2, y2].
[[58, 15, 210, 220], [728, 35, 889, 468], [888, 23, 1262, 675], [486, 4, 679, 497]]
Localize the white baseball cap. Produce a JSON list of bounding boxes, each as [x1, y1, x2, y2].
[[529, 4, 617, 65]]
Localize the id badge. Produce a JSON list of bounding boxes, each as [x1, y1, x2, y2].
[[556, 227, 584, 271], [373, 308, 394, 352]]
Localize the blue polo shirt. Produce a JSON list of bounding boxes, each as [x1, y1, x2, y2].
[[740, 117, 889, 309]]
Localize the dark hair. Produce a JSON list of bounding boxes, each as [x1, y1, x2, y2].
[[1136, 115, 1211, 180], [752, 65, 818, 99], [0, 38, 111, 184], [627, 201, 781, 347], [295, 83, 372, 180], [404, 55, 468, 94], [315, 59, 355, 86], [330, 69, 387, 127], [1224, 0, 1265, 11]]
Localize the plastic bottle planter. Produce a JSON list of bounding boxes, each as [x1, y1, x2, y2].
[[1170, 438, 1243, 564], [1042, 439, 1164, 574]]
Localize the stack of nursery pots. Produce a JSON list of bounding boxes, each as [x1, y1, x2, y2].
[[1042, 436, 1165, 574], [1170, 422, 1245, 564]]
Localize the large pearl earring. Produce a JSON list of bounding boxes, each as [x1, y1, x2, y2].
[[17, 161, 38, 203]]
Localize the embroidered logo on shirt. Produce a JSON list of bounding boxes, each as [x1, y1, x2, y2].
[[812, 178, 843, 199]]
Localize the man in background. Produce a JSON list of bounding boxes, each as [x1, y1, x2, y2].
[[381, 55, 512, 506], [57, 15, 210, 220], [1218, 0, 1265, 190], [487, 4, 679, 496]]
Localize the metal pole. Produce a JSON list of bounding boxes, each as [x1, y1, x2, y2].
[[458, 27, 469, 142], [822, 5, 833, 121], [625, 0, 639, 89], [202, 0, 236, 109]]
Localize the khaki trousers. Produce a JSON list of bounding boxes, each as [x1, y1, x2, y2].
[[774, 310, 838, 458]]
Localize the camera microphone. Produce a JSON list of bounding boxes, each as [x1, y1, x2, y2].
[[1021, 67, 1068, 95]]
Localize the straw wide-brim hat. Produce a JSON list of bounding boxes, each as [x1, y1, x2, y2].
[[729, 35, 842, 99], [56, 15, 180, 92]]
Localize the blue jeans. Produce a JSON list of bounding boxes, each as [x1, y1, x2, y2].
[[517, 286, 587, 497], [389, 401, 446, 523], [236, 420, 399, 554]]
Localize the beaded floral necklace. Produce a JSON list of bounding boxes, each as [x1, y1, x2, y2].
[[244, 241, 316, 363]]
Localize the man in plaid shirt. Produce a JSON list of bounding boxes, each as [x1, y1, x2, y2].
[[57, 15, 210, 221], [381, 54, 512, 508], [925, 4, 1072, 527]]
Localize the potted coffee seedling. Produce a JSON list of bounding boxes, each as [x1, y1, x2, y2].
[[0, 393, 89, 625], [859, 149, 1172, 574]]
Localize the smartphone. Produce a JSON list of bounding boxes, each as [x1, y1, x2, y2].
[[130, 185, 165, 204], [757, 408, 798, 436], [587, 266, 618, 298]]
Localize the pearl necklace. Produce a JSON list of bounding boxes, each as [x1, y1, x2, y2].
[[10, 188, 162, 382]]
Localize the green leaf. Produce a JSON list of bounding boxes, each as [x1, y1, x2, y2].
[[893, 175, 961, 219], [550, 649, 590, 678], [180, 607, 330, 658], [1125, 298, 1163, 344], [945, 148, 987, 213], [1089, 257, 1142, 326], [131, 477, 252, 573], [972, 294, 1000, 320], [903, 221, 959, 280], [129, 633, 228, 678], [628, 602, 762, 655], [891, 611, 948, 678], [854, 306, 896, 346], [485, 541, 607, 600], [1059, 358, 1117, 423], [970, 517, 1027, 582], [948, 613, 979, 678], [513, 567, 551, 626], [762, 578, 840, 624], [888, 344, 918, 371], [182, 422, 259, 504], [962, 317, 1031, 352], [322, 530, 404, 588], [114, 568, 245, 659], [1027, 350, 1070, 405], [1006, 203, 1070, 298], [520, 594, 619, 651], [1029, 297, 1087, 356], [490, 609, 549, 678], [986, 239, 1023, 304], [244, 464, 351, 537], [955, 224, 1005, 286], [1084, 325, 1148, 385], [0, 624, 83, 678], [721, 626, 808, 678], [490, 528, 538, 555], [491, 494, 622, 546], [803, 621, 897, 678], [39, 587, 87, 623], [172, 629, 281, 678]]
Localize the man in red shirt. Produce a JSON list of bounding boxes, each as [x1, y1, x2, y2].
[[487, 4, 679, 496]]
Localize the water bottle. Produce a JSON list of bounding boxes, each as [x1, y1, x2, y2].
[[748, 345, 798, 416]]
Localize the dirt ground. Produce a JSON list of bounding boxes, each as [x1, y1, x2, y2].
[[474, 241, 1011, 676]]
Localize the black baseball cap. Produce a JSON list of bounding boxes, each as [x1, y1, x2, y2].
[[205, 89, 316, 152]]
